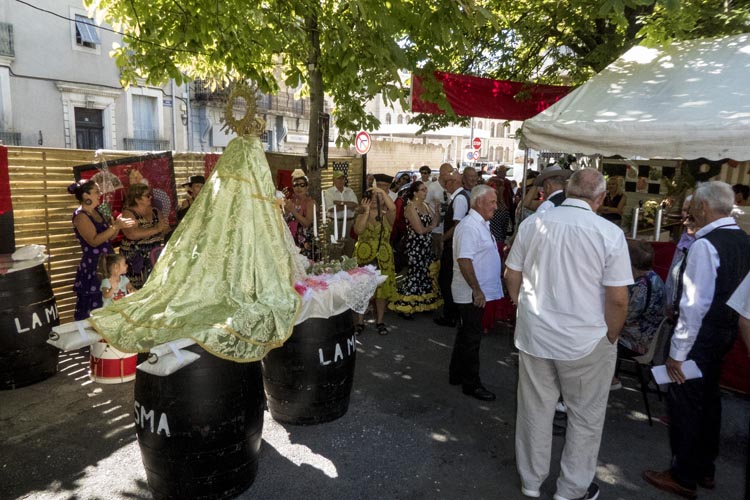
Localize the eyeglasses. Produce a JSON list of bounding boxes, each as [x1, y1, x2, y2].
[[293, 183, 308, 188]]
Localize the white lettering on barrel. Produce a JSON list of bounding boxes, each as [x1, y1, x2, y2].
[[134, 400, 171, 437], [140, 404, 155, 433], [14, 318, 30, 333], [318, 335, 357, 366], [318, 348, 332, 366], [333, 343, 344, 362], [156, 413, 170, 436], [45, 304, 58, 323], [14, 311, 48, 334]]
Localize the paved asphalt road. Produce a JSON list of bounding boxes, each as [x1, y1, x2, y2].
[[1, 313, 747, 500]]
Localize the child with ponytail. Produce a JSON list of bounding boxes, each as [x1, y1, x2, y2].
[[98, 253, 133, 306]]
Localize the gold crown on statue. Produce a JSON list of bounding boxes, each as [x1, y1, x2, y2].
[[221, 81, 266, 137]]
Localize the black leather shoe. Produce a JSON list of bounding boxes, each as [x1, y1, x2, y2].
[[462, 386, 496, 401], [433, 317, 456, 328]]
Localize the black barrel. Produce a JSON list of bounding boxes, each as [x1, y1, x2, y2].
[[134, 344, 265, 500], [262, 311, 356, 425], [0, 262, 59, 390]]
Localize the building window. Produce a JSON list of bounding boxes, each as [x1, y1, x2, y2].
[[75, 15, 100, 49], [385, 113, 391, 125], [490, 123, 495, 138], [397, 114, 403, 124], [75, 107, 104, 150], [477, 121, 483, 130], [133, 95, 157, 140]]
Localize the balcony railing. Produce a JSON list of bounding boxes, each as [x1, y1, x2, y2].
[[256, 92, 308, 117], [0, 23, 13, 58], [193, 79, 230, 102], [124, 137, 171, 151], [191, 80, 311, 118], [0, 131, 21, 145]]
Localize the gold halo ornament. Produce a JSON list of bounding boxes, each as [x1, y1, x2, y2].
[[221, 81, 266, 137]]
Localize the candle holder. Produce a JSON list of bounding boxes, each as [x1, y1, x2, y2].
[[315, 217, 331, 263]]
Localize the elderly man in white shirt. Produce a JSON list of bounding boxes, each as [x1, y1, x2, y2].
[[505, 168, 632, 500], [643, 181, 750, 499], [448, 184, 502, 401], [323, 170, 358, 256]]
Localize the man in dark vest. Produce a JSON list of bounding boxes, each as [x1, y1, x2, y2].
[[533, 164, 572, 215], [644, 181, 750, 499], [435, 164, 470, 328]]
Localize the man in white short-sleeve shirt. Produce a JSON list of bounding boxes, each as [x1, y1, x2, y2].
[[448, 185, 502, 402], [505, 168, 632, 500]]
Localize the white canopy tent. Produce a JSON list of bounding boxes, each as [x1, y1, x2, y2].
[[522, 34, 750, 161]]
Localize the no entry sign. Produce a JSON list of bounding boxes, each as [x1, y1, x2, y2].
[[355, 131, 371, 155], [472, 137, 482, 150]]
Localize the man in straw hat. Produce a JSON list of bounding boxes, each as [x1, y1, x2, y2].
[[176, 175, 205, 222], [531, 163, 572, 215]]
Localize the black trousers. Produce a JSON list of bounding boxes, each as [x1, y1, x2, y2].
[[667, 360, 723, 489], [449, 303, 484, 389], [438, 243, 458, 322]]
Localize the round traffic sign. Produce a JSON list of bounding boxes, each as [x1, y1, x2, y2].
[[472, 151, 480, 160], [472, 137, 482, 150], [466, 151, 474, 160], [355, 131, 371, 155]]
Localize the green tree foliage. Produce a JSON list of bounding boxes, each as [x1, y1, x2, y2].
[[412, 0, 750, 132], [456, 0, 750, 85], [85, 0, 489, 154], [86, 0, 750, 142]]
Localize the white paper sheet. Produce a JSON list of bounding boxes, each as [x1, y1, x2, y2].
[[651, 359, 703, 385]]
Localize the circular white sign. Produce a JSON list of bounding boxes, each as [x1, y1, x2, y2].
[[472, 151, 480, 160], [355, 131, 371, 155]]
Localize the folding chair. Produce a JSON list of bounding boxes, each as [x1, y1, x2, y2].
[[618, 317, 671, 426]]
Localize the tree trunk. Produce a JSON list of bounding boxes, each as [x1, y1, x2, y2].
[[306, 13, 324, 202]]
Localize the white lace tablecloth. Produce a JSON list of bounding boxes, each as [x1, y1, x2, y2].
[[293, 265, 386, 325]]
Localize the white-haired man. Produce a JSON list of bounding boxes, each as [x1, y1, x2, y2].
[[505, 168, 632, 500], [449, 184, 502, 401], [644, 181, 750, 499]]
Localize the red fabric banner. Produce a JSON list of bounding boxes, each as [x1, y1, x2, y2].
[[0, 146, 10, 215], [74, 152, 177, 225], [411, 71, 572, 121], [204, 153, 221, 178]]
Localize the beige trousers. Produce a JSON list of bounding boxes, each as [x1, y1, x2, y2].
[[515, 336, 616, 499]]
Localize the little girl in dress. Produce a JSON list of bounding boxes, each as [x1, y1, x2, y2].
[[98, 254, 134, 306]]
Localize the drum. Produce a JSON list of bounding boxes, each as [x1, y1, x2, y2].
[[90, 340, 137, 384]]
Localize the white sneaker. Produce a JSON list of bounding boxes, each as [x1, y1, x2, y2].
[[521, 486, 541, 498], [555, 401, 567, 413]]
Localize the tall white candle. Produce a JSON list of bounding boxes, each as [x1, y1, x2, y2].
[[342, 205, 347, 240], [322, 193, 327, 219], [333, 204, 339, 240], [313, 203, 318, 237]]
